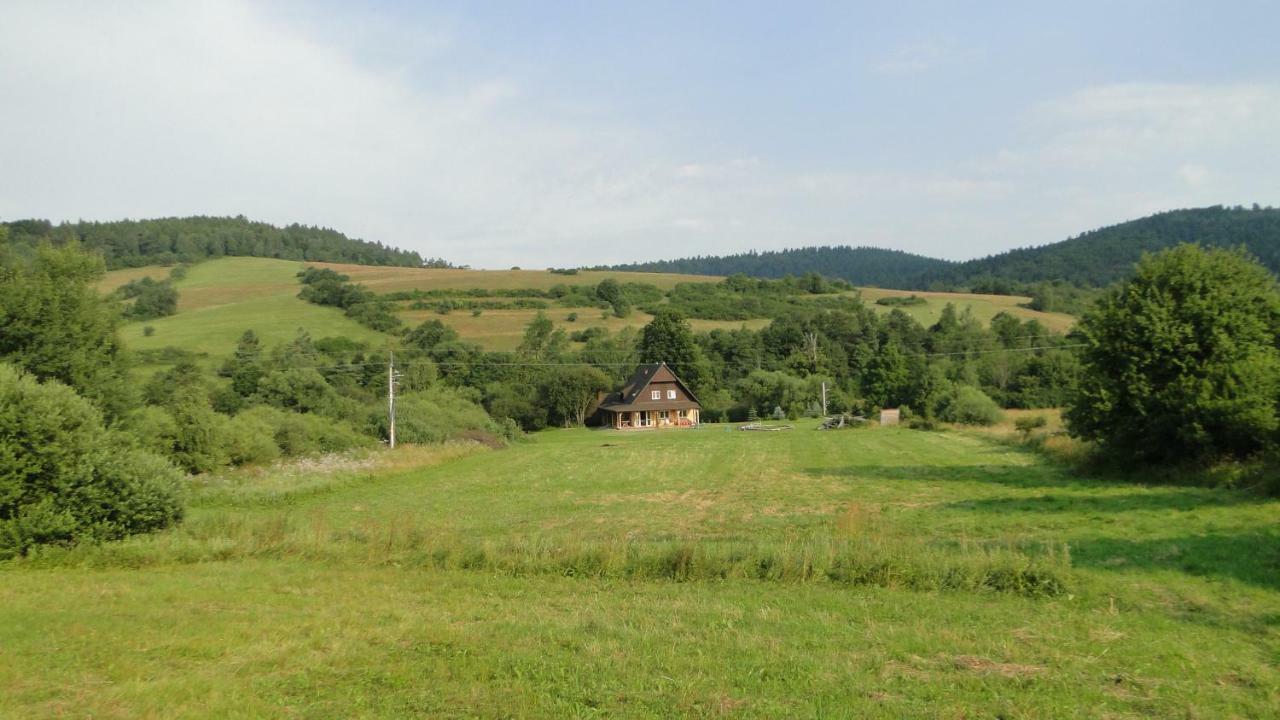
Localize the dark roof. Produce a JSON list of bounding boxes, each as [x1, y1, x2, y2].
[[598, 362, 701, 411]]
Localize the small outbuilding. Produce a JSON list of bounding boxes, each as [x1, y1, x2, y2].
[[598, 362, 701, 429], [879, 408, 900, 426]]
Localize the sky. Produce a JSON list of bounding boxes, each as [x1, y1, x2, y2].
[[1, 1, 1278, 268]]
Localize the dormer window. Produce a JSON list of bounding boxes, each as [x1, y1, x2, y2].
[[651, 390, 660, 400]]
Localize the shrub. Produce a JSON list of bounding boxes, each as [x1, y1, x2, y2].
[[255, 368, 335, 413], [0, 364, 184, 557], [875, 294, 927, 307], [937, 385, 1003, 426], [165, 396, 232, 473], [237, 406, 372, 456], [118, 277, 179, 320], [223, 411, 282, 466], [128, 405, 181, 458], [373, 387, 510, 445], [143, 325, 155, 337], [1015, 414, 1048, 441]]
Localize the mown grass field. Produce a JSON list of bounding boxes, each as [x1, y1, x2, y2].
[[101, 258, 1074, 355], [2, 423, 1276, 717]]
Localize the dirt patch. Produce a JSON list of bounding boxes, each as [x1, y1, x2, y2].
[[455, 429, 506, 449]]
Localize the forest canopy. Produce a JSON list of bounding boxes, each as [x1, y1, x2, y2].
[[1, 216, 444, 269], [599, 206, 1280, 291]]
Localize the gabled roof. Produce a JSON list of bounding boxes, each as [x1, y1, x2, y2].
[[599, 362, 701, 410]]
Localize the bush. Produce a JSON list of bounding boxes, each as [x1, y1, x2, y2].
[[166, 396, 232, 473], [937, 385, 1003, 426], [118, 277, 179, 320], [373, 387, 510, 445], [236, 406, 372, 456], [1015, 414, 1048, 441], [143, 325, 155, 337], [223, 411, 282, 466], [128, 405, 181, 458], [875, 295, 927, 307], [0, 364, 184, 557], [255, 368, 335, 413]]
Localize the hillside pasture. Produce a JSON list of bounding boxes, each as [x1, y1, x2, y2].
[[402, 306, 772, 351], [114, 258, 388, 358], [311, 262, 719, 292], [857, 287, 1076, 332], [1, 425, 1276, 717], [99, 258, 1076, 356]]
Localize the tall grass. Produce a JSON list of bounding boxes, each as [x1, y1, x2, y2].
[[17, 513, 1071, 597]]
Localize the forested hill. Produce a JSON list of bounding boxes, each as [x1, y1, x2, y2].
[[599, 206, 1280, 289], [1, 215, 440, 269], [595, 246, 951, 289], [925, 206, 1280, 287]]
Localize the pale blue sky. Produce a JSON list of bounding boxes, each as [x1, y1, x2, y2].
[[2, 1, 1277, 266]]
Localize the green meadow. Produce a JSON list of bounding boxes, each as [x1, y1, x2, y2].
[[103, 257, 1073, 356], [856, 287, 1077, 333], [2, 423, 1276, 717]]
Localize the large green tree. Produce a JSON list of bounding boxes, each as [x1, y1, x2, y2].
[[539, 366, 610, 427], [638, 308, 711, 394], [0, 243, 133, 419], [1066, 244, 1280, 464]]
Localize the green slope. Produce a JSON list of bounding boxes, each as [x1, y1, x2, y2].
[[119, 257, 389, 357]]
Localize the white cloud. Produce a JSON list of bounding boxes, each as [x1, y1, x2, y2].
[[0, 4, 1276, 268], [0, 1, 694, 266]]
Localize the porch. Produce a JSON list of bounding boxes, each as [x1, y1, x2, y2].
[[611, 408, 699, 430]]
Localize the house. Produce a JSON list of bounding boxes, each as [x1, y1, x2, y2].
[[598, 362, 701, 429]]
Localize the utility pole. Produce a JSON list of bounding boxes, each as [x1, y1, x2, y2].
[[821, 381, 828, 417], [387, 350, 397, 449]]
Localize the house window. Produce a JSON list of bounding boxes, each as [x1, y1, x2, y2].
[[667, 389, 677, 399], [678, 409, 687, 418], [651, 390, 660, 400]]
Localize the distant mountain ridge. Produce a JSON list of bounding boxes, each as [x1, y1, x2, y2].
[[601, 206, 1280, 289], [594, 246, 950, 290], [2, 215, 446, 269]]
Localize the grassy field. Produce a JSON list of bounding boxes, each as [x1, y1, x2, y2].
[[100, 258, 1075, 355], [2, 423, 1276, 717], [319, 262, 717, 293], [857, 287, 1077, 333], [403, 306, 773, 351], [112, 258, 388, 358]]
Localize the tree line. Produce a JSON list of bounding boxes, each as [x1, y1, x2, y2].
[[2, 215, 445, 269], [596, 205, 1280, 292]]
